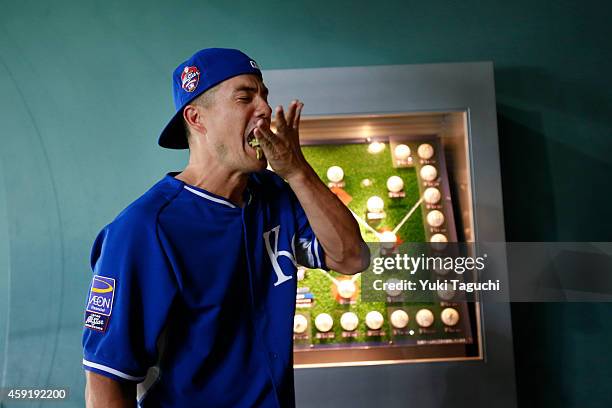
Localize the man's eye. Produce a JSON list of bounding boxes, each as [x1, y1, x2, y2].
[[238, 96, 252, 102]]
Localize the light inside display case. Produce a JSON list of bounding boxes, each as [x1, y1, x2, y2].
[[292, 111, 482, 367]]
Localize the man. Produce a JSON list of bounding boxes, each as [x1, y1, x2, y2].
[[83, 48, 369, 407]]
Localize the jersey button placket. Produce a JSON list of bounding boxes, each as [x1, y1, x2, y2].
[[241, 198, 283, 407]]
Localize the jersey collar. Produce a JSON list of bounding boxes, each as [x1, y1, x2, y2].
[[165, 172, 253, 209]]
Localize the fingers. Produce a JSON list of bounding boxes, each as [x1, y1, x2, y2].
[[254, 125, 278, 146], [257, 99, 303, 146], [285, 100, 299, 127], [275, 105, 287, 132], [293, 102, 303, 130]]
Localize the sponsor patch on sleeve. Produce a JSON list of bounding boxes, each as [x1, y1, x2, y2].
[[86, 275, 116, 316], [84, 312, 110, 332], [84, 275, 115, 332]]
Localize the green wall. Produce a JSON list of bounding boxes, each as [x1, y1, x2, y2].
[[1, 0, 610, 406]]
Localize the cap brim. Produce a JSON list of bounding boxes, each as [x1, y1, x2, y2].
[[158, 109, 189, 149]]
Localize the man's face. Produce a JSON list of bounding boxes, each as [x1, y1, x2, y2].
[[198, 74, 272, 173]]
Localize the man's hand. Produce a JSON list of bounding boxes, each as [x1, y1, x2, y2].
[[255, 99, 369, 275], [254, 100, 308, 181]]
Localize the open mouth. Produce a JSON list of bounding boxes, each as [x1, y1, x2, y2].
[[246, 129, 264, 160]]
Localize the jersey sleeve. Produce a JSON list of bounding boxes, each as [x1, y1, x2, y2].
[[289, 191, 327, 271], [82, 217, 178, 382]]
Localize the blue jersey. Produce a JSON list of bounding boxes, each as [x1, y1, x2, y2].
[[82, 171, 326, 407]]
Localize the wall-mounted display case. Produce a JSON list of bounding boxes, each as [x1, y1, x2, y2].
[[293, 112, 481, 367]]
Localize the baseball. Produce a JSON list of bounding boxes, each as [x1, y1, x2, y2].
[[430, 233, 448, 243], [437, 287, 456, 301], [385, 278, 403, 297], [417, 143, 434, 159], [367, 141, 385, 154], [441, 308, 460, 326], [427, 210, 445, 227], [394, 144, 411, 160], [337, 280, 357, 299], [386, 176, 404, 193], [390, 309, 410, 329], [314, 313, 334, 332], [423, 187, 441, 204], [293, 314, 308, 334], [367, 196, 385, 213], [365, 311, 384, 330], [379, 230, 397, 244], [340, 312, 359, 331], [420, 165, 438, 182], [415, 309, 434, 328], [326, 166, 344, 183]]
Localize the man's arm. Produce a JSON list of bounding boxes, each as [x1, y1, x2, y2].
[[286, 166, 369, 274], [255, 101, 370, 274], [85, 371, 136, 408]]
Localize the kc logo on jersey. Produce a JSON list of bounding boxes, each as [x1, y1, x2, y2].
[[263, 225, 295, 287], [181, 66, 200, 92]]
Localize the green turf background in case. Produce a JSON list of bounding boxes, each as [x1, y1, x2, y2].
[[296, 141, 472, 350], [302, 143, 425, 243]]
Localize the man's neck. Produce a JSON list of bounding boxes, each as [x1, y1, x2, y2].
[[175, 163, 249, 207]]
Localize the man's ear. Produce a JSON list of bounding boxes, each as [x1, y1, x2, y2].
[[183, 104, 207, 135]]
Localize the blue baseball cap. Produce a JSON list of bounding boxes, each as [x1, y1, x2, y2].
[[158, 48, 262, 149]]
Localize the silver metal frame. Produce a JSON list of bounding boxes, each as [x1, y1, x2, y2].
[[264, 62, 516, 408]]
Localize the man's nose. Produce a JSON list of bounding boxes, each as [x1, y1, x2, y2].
[[255, 98, 272, 123]]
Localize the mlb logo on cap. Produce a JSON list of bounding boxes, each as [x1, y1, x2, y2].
[[159, 48, 262, 149]]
